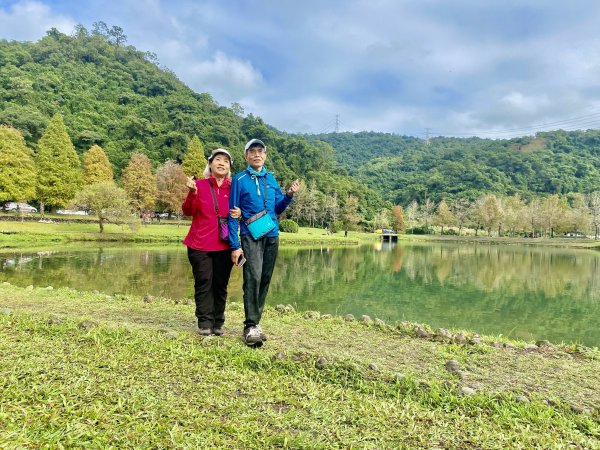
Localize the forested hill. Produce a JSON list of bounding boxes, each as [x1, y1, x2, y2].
[[3, 26, 599, 219], [312, 131, 600, 205], [0, 26, 387, 220]]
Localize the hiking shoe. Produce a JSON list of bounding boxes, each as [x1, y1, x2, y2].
[[198, 327, 212, 336], [255, 325, 267, 341], [212, 327, 224, 336], [243, 326, 263, 346]]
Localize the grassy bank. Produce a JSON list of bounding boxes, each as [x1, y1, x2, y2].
[[3, 216, 599, 250], [0, 284, 598, 448], [0, 219, 371, 248], [399, 233, 600, 250]]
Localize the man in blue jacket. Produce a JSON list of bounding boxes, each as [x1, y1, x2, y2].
[[229, 139, 300, 346]]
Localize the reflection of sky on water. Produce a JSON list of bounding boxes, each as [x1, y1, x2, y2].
[[0, 243, 599, 346]]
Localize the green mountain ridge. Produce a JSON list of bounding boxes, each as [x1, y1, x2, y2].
[[312, 131, 600, 205]]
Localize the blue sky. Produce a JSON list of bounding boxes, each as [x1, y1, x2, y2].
[[1, 0, 600, 138]]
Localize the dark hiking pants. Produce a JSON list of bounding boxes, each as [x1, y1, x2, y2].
[[240, 235, 279, 329], [187, 247, 233, 329]]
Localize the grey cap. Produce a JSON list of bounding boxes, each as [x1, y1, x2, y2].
[[208, 148, 233, 164], [244, 139, 266, 152]]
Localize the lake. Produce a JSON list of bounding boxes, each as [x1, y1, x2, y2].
[[1, 242, 598, 347]]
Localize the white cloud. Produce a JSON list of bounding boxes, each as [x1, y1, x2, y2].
[[0, 1, 75, 41], [183, 51, 263, 100], [2, 0, 600, 138], [501, 92, 548, 113]]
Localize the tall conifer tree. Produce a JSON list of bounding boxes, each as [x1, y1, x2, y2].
[[0, 125, 37, 202], [182, 135, 207, 178], [36, 113, 82, 212], [83, 144, 114, 184], [121, 152, 156, 213]]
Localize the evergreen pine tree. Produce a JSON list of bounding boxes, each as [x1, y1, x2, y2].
[[83, 144, 114, 184], [182, 135, 207, 178], [121, 152, 156, 213], [0, 126, 37, 202], [36, 113, 82, 212]]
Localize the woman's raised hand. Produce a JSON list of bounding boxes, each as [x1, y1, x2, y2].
[[186, 176, 197, 193]]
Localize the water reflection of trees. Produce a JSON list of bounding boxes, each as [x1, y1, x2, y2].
[[395, 244, 600, 302], [1, 244, 599, 345], [273, 244, 600, 305], [270, 244, 600, 346], [0, 248, 194, 299]]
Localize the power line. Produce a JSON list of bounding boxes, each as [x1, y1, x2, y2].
[[430, 111, 600, 138], [313, 120, 337, 135], [311, 110, 600, 139]]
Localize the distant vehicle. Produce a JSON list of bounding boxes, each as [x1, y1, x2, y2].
[[56, 209, 88, 215], [565, 232, 585, 238], [522, 232, 540, 238], [382, 228, 395, 234], [157, 212, 170, 219], [3, 202, 37, 213]]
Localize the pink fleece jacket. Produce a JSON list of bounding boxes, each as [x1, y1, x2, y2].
[[182, 177, 231, 252]]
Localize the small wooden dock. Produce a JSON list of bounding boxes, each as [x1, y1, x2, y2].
[[380, 234, 398, 243]]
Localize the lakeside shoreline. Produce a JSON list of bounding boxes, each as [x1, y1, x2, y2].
[[2, 218, 600, 250], [398, 233, 600, 250], [0, 218, 369, 247], [0, 282, 598, 448]]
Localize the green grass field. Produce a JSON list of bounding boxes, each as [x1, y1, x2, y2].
[[0, 218, 374, 248], [3, 214, 599, 250], [0, 284, 598, 448]]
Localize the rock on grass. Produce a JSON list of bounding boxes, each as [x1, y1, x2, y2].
[[445, 360, 460, 374], [315, 356, 328, 369], [453, 332, 467, 344], [434, 328, 453, 341], [414, 325, 430, 338], [78, 320, 97, 330], [303, 311, 321, 320], [460, 386, 477, 396]]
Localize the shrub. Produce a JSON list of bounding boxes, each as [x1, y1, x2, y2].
[[441, 228, 458, 235], [331, 220, 344, 233], [279, 219, 299, 233], [406, 226, 434, 235]]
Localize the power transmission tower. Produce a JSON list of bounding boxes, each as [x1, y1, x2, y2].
[[425, 127, 431, 145]]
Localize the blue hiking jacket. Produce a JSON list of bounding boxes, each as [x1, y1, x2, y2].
[[228, 168, 293, 250]]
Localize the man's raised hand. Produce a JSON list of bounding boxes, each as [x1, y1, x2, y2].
[[287, 179, 300, 196]]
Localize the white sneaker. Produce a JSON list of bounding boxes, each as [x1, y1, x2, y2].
[[243, 326, 262, 345], [255, 325, 267, 341]]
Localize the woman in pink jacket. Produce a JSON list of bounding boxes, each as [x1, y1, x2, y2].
[[182, 148, 240, 336]]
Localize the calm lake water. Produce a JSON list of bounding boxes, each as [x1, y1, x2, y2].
[[1, 242, 599, 347]]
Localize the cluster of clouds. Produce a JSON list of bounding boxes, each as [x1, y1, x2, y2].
[[2, 0, 600, 138]]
